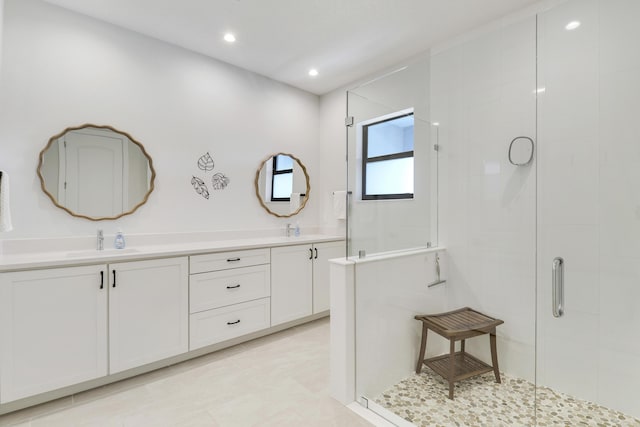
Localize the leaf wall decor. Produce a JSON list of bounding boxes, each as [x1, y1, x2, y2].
[[211, 173, 230, 190], [197, 152, 215, 171], [191, 176, 210, 199]]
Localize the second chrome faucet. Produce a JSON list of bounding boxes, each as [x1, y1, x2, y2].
[[97, 229, 104, 251]]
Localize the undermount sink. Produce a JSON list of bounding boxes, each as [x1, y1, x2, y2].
[[65, 248, 141, 258]]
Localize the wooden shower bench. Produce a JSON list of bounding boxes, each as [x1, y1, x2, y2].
[[415, 307, 503, 399]]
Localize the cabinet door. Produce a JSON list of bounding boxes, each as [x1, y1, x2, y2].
[[0, 265, 107, 403], [312, 241, 344, 313], [270, 245, 313, 326], [109, 257, 188, 374]]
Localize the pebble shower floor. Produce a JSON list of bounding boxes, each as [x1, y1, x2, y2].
[[375, 370, 640, 427]]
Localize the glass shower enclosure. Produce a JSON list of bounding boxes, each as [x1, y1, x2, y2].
[[346, 54, 438, 258], [346, 0, 640, 425]]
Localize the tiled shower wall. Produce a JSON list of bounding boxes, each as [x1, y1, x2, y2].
[[433, 15, 537, 384]]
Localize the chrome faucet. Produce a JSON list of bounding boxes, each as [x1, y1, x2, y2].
[[285, 223, 293, 237], [97, 229, 104, 251]]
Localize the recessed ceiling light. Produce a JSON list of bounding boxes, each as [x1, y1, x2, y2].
[[308, 69, 319, 77], [535, 87, 546, 94], [565, 21, 581, 30], [223, 33, 236, 43], [432, 122, 440, 126]]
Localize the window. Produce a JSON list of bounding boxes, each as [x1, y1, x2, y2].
[[362, 112, 414, 200], [271, 154, 294, 201]]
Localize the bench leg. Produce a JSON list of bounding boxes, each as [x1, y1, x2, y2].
[[460, 339, 465, 354], [416, 322, 428, 374], [490, 328, 501, 383], [448, 339, 455, 399]]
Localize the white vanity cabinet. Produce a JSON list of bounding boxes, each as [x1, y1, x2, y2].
[[108, 257, 189, 374], [271, 241, 343, 326], [311, 241, 344, 313], [0, 236, 342, 413], [189, 249, 271, 350], [0, 265, 108, 403]]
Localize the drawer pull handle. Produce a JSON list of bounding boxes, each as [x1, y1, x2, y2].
[[227, 320, 241, 325], [226, 284, 241, 289], [100, 271, 104, 289], [112, 270, 117, 288], [309, 248, 313, 260], [314, 248, 318, 259], [227, 258, 241, 262]]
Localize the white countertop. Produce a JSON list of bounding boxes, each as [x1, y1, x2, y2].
[[0, 234, 344, 272]]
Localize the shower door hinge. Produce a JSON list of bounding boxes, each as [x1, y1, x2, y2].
[[345, 116, 354, 127], [433, 144, 440, 151], [360, 396, 369, 408]]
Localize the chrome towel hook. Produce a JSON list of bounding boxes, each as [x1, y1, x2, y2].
[[508, 136, 534, 166]]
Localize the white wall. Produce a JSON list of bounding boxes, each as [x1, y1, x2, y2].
[[318, 89, 348, 236], [0, 0, 320, 240], [0, 0, 4, 75]]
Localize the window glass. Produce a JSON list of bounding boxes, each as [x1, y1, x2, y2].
[[272, 174, 293, 199], [365, 158, 414, 196], [366, 115, 414, 158], [362, 112, 414, 199], [275, 155, 294, 171], [271, 154, 294, 201]]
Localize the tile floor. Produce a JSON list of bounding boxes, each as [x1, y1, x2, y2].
[[376, 369, 640, 427], [0, 318, 373, 427]]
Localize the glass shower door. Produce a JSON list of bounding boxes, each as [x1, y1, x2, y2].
[[536, 0, 640, 423]]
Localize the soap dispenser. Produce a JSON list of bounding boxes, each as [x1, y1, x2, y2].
[[114, 229, 126, 249], [294, 222, 300, 237]]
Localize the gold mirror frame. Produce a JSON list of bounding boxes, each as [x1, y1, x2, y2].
[[37, 124, 156, 221], [254, 152, 310, 218]]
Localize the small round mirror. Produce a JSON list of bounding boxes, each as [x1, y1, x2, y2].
[[37, 124, 156, 220], [254, 153, 310, 218]]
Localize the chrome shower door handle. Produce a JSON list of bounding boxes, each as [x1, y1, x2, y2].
[[552, 257, 564, 318]]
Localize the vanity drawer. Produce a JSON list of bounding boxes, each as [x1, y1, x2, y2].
[[190, 264, 270, 313], [190, 248, 270, 274], [189, 298, 270, 351]]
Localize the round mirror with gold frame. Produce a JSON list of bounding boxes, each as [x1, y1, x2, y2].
[[37, 124, 156, 221], [254, 153, 310, 218]]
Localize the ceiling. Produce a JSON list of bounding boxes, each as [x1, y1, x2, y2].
[[42, 0, 539, 95]]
